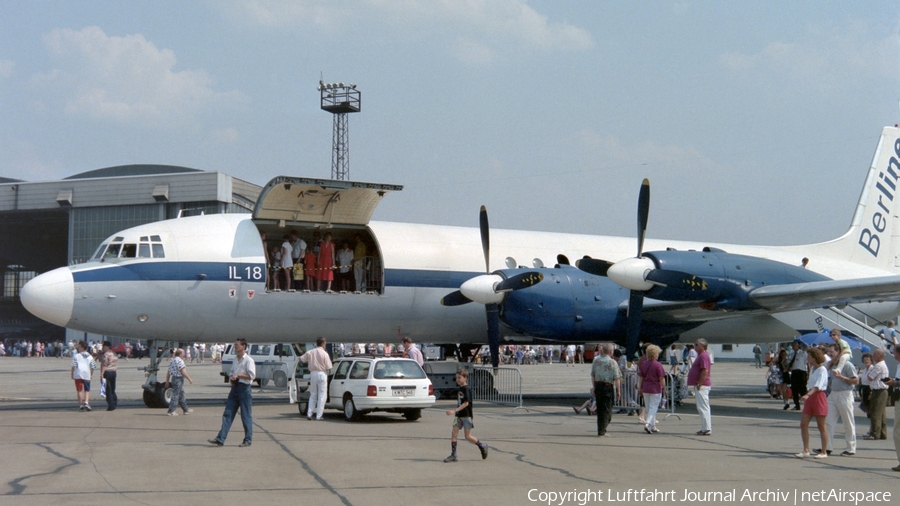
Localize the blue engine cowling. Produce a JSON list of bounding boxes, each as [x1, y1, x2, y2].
[[498, 265, 698, 344], [641, 249, 831, 310]]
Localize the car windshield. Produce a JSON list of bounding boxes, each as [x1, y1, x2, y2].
[[373, 361, 426, 379]]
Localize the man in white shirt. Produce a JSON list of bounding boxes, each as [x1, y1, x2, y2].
[[71, 340, 97, 411], [866, 349, 890, 440], [401, 336, 424, 366], [300, 337, 334, 421], [209, 338, 256, 447]]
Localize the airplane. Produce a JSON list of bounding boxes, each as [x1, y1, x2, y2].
[[20, 126, 900, 408]]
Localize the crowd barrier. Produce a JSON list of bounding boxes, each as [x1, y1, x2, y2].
[[471, 366, 528, 412]]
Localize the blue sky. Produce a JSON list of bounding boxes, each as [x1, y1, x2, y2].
[[1, 1, 899, 245]]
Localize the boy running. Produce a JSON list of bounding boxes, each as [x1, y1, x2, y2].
[[444, 367, 488, 462]]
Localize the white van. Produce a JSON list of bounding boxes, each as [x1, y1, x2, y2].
[[220, 343, 302, 388]]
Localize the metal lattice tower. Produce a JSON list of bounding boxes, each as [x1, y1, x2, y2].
[[318, 80, 360, 180]]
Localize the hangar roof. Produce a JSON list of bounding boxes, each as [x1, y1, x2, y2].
[[64, 164, 202, 180]]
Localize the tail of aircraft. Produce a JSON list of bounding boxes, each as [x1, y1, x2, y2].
[[803, 126, 900, 272]]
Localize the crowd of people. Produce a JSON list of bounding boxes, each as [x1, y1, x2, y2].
[[262, 230, 372, 294]]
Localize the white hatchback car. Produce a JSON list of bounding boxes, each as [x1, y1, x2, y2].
[[292, 356, 435, 421]]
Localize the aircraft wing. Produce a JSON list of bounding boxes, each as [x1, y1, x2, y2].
[[637, 275, 900, 323]]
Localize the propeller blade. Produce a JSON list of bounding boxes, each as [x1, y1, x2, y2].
[[636, 178, 650, 257], [440, 290, 473, 306], [495, 272, 543, 292], [557, 254, 570, 266], [645, 269, 707, 291], [479, 205, 490, 274], [625, 290, 644, 358], [486, 303, 500, 368], [576, 257, 615, 276]]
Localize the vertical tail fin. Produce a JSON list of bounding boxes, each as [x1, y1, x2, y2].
[[809, 126, 900, 272]]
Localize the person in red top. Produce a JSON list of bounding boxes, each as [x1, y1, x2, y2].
[[304, 248, 317, 291], [687, 338, 712, 436], [638, 344, 666, 434], [317, 232, 335, 292]]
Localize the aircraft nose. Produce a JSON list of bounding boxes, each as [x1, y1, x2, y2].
[[20, 267, 74, 327]]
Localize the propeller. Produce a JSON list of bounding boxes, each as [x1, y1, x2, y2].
[[610, 179, 651, 358], [479, 206, 501, 368], [439, 206, 544, 368]]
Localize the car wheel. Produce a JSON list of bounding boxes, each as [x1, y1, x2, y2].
[[403, 409, 422, 421], [343, 398, 361, 421]]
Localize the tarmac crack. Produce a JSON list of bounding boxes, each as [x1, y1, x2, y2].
[[255, 421, 354, 506], [5, 443, 79, 495], [489, 445, 606, 485]]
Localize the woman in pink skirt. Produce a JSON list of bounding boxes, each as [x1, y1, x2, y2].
[[796, 347, 829, 458]]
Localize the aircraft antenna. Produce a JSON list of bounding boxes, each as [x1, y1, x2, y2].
[[318, 79, 361, 180]]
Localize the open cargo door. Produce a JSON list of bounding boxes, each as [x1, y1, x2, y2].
[[253, 176, 402, 226]]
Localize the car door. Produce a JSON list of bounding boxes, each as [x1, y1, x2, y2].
[[346, 361, 372, 400], [327, 360, 352, 407]]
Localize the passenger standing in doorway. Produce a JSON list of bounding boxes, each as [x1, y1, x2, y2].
[[688, 339, 712, 436], [353, 234, 367, 292], [289, 230, 306, 291], [300, 337, 333, 421], [336, 241, 354, 292], [401, 336, 424, 366], [100, 341, 118, 411], [166, 348, 193, 416], [304, 246, 317, 291], [280, 235, 293, 291], [209, 338, 256, 447], [591, 343, 622, 437], [318, 232, 335, 292]]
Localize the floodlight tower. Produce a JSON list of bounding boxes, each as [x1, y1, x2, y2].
[[318, 80, 361, 180]]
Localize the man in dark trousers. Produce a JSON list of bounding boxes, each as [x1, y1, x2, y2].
[[788, 340, 808, 411], [590, 343, 622, 437]]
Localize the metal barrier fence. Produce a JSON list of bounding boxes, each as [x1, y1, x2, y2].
[[471, 366, 528, 412], [612, 369, 683, 420]]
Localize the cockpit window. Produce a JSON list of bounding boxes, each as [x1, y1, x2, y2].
[[138, 244, 151, 258], [152, 244, 165, 258], [104, 244, 121, 258], [121, 244, 137, 258], [91, 243, 109, 261]]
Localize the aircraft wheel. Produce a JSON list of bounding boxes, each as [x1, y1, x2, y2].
[[343, 398, 361, 421], [403, 409, 422, 421], [142, 388, 156, 408], [155, 383, 173, 408]]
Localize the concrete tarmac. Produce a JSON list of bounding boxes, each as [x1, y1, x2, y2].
[[1, 357, 898, 505]]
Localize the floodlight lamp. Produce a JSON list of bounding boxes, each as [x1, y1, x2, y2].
[[339, 82, 344, 88]]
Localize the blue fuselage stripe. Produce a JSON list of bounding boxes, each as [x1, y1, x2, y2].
[[71, 262, 480, 289]]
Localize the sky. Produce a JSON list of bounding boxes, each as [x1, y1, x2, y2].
[[1, 1, 899, 246]]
